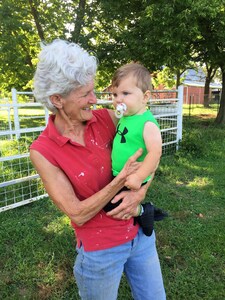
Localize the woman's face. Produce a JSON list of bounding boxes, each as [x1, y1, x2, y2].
[[62, 80, 97, 122]]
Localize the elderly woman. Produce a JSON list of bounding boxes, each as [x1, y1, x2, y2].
[[30, 39, 166, 300]]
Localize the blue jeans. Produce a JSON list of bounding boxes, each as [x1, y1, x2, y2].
[[73, 229, 166, 300]]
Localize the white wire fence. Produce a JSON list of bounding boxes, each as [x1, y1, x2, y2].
[[0, 87, 183, 212]]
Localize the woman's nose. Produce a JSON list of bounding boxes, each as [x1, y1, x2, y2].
[[89, 91, 97, 103]]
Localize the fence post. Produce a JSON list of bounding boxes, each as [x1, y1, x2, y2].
[[177, 85, 183, 148], [11, 88, 20, 139], [44, 107, 49, 125], [6, 103, 13, 139]]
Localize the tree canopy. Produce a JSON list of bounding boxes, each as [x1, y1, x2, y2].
[[0, 0, 225, 123]]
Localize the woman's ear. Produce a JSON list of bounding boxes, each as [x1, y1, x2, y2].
[[143, 90, 151, 103], [50, 94, 63, 109]]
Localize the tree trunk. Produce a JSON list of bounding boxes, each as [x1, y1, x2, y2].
[[203, 65, 217, 107], [215, 67, 225, 124], [28, 0, 45, 41], [204, 76, 210, 107], [71, 0, 86, 43], [176, 69, 181, 89]]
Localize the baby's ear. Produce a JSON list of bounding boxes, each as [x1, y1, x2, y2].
[[50, 94, 63, 109], [143, 90, 151, 103]]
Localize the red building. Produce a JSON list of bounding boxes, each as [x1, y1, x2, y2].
[[183, 81, 222, 104]]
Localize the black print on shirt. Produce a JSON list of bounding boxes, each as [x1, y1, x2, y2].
[[116, 124, 128, 143]]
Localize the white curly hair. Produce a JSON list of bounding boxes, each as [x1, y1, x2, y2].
[[33, 39, 97, 113]]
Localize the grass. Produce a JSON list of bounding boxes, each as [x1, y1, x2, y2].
[[0, 107, 46, 132], [151, 114, 225, 299], [0, 105, 225, 299]]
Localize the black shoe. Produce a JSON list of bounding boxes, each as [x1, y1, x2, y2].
[[136, 203, 168, 236]]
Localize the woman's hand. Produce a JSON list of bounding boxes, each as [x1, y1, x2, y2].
[[106, 182, 150, 220], [117, 148, 143, 182]]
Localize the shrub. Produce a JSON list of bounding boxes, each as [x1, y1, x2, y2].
[[178, 129, 205, 158]]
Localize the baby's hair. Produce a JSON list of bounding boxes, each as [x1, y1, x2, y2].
[[112, 63, 152, 93]]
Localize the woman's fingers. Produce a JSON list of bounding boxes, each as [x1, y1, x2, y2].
[[123, 148, 143, 175], [128, 148, 143, 163]]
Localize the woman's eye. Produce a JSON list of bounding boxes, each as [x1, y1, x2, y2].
[[82, 92, 89, 97]]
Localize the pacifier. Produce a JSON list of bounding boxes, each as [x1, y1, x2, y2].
[[115, 103, 127, 118]]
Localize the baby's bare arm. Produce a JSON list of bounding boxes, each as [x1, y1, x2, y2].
[[125, 122, 162, 190]]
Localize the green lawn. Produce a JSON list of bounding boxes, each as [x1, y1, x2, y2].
[[0, 105, 225, 299], [0, 107, 46, 132]]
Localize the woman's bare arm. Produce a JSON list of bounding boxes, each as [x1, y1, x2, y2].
[[30, 148, 142, 226]]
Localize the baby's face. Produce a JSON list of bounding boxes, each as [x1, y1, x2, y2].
[[112, 75, 147, 116]]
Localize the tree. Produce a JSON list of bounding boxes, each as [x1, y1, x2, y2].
[[216, 66, 225, 123], [152, 67, 184, 90], [94, 1, 195, 87], [190, 0, 225, 123], [93, 0, 149, 85], [28, 0, 45, 41], [1, 0, 225, 125], [203, 64, 217, 107], [119, 0, 225, 123], [71, 0, 86, 43], [0, 0, 77, 91], [0, 0, 38, 90]]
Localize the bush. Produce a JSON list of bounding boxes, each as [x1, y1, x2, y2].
[[177, 129, 205, 158]]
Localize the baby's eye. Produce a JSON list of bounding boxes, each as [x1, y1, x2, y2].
[[123, 92, 129, 96], [112, 93, 117, 98]]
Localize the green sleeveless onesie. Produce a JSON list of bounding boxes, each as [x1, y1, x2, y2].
[[111, 110, 159, 182]]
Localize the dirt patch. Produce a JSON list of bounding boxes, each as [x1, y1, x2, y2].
[[37, 284, 53, 299], [199, 113, 216, 119]]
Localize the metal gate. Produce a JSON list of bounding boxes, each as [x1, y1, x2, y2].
[[0, 87, 183, 212]]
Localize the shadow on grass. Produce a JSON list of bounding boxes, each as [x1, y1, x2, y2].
[[0, 200, 134, 300], [0, 199, 79, 299], [0, 114, 224, 299], [148, 116, 225, 299]]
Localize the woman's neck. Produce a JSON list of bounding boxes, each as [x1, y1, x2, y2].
[[54, 111, 86, 145]]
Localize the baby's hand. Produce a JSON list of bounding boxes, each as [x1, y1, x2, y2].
[[125, 174, 142, 190]]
